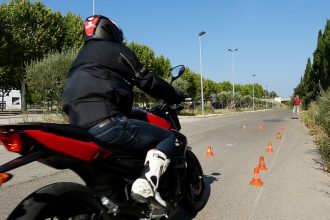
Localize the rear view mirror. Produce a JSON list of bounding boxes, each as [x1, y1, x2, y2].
[[170, 65, 185, 83]]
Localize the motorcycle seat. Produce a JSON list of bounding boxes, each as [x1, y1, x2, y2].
[[35, 123, 93, 140]]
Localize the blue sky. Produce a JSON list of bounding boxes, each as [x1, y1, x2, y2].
[[3, 0, 330, 97]]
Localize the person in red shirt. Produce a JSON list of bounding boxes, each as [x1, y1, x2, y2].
[[293, 95, 301, 119]]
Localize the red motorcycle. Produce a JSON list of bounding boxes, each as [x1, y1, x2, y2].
[[0, 65, 206, 220]]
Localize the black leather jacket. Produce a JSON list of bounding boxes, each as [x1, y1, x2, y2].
[[62, 40, 182, 128]]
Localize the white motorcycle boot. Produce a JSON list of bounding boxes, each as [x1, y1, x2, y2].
[[131, 149, 170, 209]]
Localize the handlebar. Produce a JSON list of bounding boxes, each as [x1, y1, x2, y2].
[[149, 102, 184, 114], [148, 101, 183, 131]]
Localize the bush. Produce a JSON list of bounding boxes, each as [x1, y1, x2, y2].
[[303, 89, 330, 172], [204, 105, 215, 114], [180, 104, 214, 116], [302, 102, 319, 127], [319, 136, 330, 169], [315, 90, 330, 136]]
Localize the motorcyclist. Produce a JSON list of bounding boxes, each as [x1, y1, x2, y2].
[[62, 15, 184, 210]]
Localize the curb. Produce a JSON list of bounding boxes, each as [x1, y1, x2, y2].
[[178, 109, 275, 119]]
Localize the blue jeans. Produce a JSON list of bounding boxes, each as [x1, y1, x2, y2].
[[293, 105, 300, 118], [88, 116, 176, 156]]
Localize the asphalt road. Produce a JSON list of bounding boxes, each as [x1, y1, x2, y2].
[[1, 109, 330, 219]]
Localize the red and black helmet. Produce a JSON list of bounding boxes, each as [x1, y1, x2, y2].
[[83, 15, 124, 43]]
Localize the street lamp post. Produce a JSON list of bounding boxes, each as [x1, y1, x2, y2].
[[228, 48, 238, 107], [198, 31, 206, 116], [265, 85, 268, 109], [252, 74, 256, 111]]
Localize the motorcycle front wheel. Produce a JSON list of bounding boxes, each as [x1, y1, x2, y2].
[[178, 151, 207, 215], [7, 182, 107, 220]]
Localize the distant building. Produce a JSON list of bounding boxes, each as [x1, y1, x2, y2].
[[274, 97, 290, 103], [1, 90, 21, 110], [274, 97, 282, 103]]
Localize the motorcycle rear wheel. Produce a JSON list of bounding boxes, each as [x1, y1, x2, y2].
[[7, 182, 107, 220], [178, 151, 207, 215]]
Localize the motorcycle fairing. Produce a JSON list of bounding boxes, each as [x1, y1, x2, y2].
[[147, 113, 171, 130], [24, 130, 112, 162], [130, 109, 171, 130]]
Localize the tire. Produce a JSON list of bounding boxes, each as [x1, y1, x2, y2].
[[178, 151, 207, 214], [7, 182, 106, 220]]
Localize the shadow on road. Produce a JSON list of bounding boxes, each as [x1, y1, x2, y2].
[[205, 172, 221, 184], [169, 172, 220, 220]]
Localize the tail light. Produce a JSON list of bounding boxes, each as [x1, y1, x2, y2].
[[0, 173, 12, 185], [0, 131, 23, 153]]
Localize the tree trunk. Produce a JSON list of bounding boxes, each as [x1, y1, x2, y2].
[[1, 93, 4, 112], [21, 81, 26, 112]]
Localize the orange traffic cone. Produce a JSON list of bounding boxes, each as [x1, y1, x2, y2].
[[266, 142, 274, 153], [257, 155, 268, 170], [280, 125, 285, 131], [250, 167, 264, 186], [205, 146, 214, 157], [258, 124, 264, 132], [276, 132, 282, 140], [242, 124, 247, 131]]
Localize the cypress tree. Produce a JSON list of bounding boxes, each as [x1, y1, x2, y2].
[[297, 19, 330, 107]]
